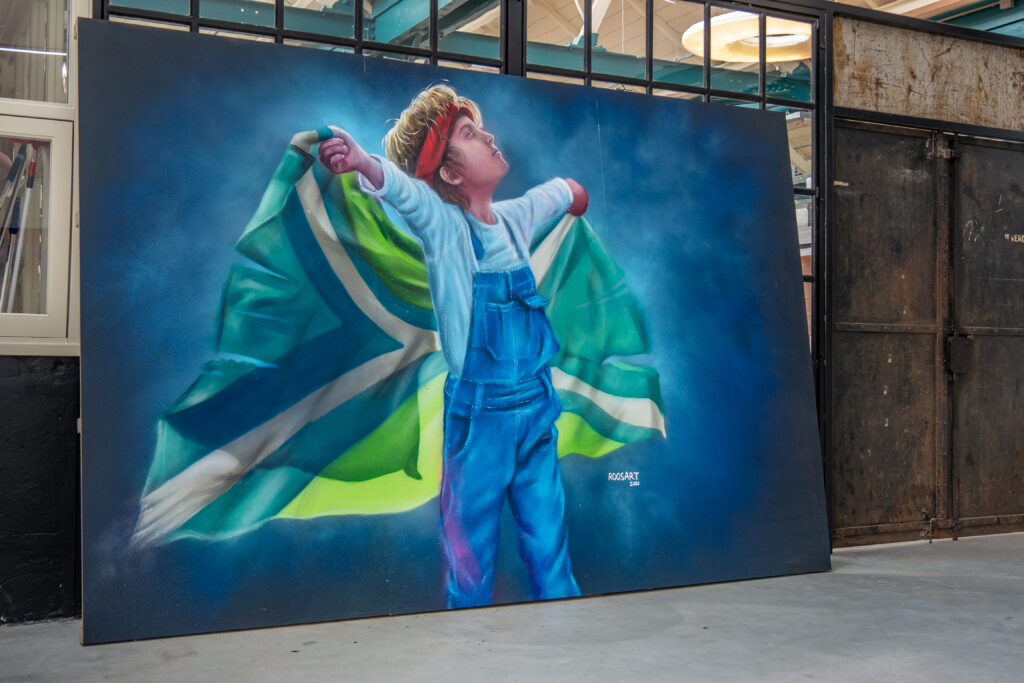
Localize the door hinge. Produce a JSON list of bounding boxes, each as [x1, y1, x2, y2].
[[927, 134, 957, 161], [925, 517, 958, 542], [946, 335, 973, 375]]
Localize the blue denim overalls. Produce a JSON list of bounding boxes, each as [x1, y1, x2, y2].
[[440, 222, 581, 608]]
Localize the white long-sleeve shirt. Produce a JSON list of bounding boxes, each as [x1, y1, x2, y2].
[[359, 156, 572, 377]]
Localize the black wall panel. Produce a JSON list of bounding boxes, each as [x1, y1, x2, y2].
[[0, 356, 80, 623]]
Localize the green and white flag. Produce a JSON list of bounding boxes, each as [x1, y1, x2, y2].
[[132, 129, 665, 546]]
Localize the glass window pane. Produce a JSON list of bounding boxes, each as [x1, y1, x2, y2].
[[198, 28, 274, 42], [795, 194, 812, 255], [705, 8, 761, 95], [654, 0, 703, 90], [439, 0, 500, 61], [365, 0, 430, 47], [363, 50, 428, 64], [590, 0, 644, 80], [801, 233, 813, 349], [111, 16, 191, 31], [0, 0, 69, 104], [593, 80, 645, 94], [765, 15, 813, 103], [526, 71, 584, 86], [709, 96, 758, 108], [110, 0, 190, 13], [652, 88, 703, 101], [803, 280, 813, 348], [0, 138, 51, 314], [285, 0, 355, 39], [773, 106, 813, 188], [283, 39, 354, 52], [200, 0, 275, 28], [527, 0, 583, 71], [437, 60, 500, 74]]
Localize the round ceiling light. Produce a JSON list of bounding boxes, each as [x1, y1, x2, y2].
[[681, 11, 812, 63]]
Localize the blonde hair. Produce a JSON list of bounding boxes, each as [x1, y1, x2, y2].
[[383, 84, 482, 210]]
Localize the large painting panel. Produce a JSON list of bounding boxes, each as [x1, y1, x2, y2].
[[79, 19, 828, 644]]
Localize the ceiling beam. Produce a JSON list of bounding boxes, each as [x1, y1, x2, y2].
[[623, 0, 679, 44], [458, 5, 499, 33], [875, 0, 974, 18], [575, 0, 615, 39], [790, 145, 812, 174], [533, 0, 579, 39]]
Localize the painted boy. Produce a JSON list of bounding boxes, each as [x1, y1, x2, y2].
[[318, 85, 588, 608]]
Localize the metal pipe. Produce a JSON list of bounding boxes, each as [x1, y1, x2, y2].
[[0, 144, 28, 305], [6, 148, 37, 312], [0, 171, 29, 251], [0, 144, 28, 248], [0, 197, 23, 311]]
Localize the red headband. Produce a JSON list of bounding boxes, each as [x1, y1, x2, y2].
[[414, 103, 474, 182]]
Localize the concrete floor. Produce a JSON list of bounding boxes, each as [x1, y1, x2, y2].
[[2, 533, 1022, 682]]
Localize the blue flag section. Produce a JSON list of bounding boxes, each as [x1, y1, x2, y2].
[[79, 20, 830, 644]]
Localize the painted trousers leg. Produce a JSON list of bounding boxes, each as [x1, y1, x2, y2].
[[440, 377, 580, 608]]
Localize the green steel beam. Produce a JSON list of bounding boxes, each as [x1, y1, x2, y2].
[[438, 31, 810, 100], [286, 2, 354, 36], [373, 0, 456, 44], [118, 0, 356, 33], [438, 0, 501, 35], [939, 2, 1024, 37], [372, 0, 503, 47], [929, 0, 994, 22], [108, 0, 189, 14], [197, 0, 276, 27]]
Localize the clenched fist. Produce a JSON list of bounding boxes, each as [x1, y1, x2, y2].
[[318, 125, 383, 189]]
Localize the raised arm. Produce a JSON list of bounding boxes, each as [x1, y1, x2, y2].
[[317, 127, 457, 244], [497, 176, 588, 248], [318, 126, 384, 189]]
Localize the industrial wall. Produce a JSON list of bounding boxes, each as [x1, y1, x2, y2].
[[834, 15, 1024, 130]]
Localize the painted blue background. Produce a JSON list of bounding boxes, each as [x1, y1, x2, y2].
[[79, 20, 829, 644]]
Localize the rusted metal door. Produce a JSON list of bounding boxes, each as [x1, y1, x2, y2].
[[830, 120, 951, 546], [830, 121, 1024, 546], [950, 136, 1024, 537]]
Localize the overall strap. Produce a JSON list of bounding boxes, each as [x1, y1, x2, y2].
[[466, 213, 526, 264], [468, 225, 485, 261], [502, 217, 529, 261]]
